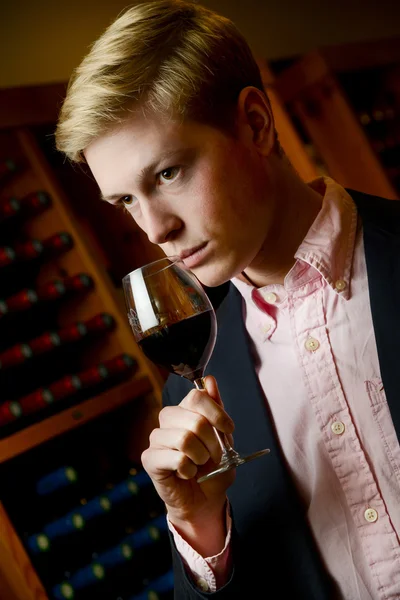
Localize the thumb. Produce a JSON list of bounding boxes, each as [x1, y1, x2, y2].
[[203, 375, 224, 408]]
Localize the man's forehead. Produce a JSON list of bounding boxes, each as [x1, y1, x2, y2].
[[85, 112, 199, 164]]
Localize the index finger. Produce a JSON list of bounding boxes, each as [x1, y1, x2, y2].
[[180, 388, 234, 434]]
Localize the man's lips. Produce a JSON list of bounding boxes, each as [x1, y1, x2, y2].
[[179, 242, 208, 261], [178, 242, 209, 268]]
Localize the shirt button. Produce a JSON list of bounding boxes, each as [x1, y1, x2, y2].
[[263, 324, 271, 333], [364, 508, 378, 523], [264, 292, 277, 304], [196, 577, 209, 592], [335, 279, 347, 291], [331, 421, 345, 435], [305, 337, 320, 352]]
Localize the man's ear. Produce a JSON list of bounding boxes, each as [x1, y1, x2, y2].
[[236, 86, 276, 156]]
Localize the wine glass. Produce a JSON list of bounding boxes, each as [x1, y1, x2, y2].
[[122, 256, 270, 483]]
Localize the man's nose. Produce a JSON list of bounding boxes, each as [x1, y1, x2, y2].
[[143, 204, 182, 245]]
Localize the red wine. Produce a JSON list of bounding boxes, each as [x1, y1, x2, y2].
[[138, 310, 216, 382]]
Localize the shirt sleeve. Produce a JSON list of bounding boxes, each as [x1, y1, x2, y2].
[[167, 504, 233, 593]]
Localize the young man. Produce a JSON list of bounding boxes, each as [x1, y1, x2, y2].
[[55, 1, 400, 598]]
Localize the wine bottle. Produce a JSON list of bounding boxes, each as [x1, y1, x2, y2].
[[0, 313, 115, 370], [0, 231, 73, 269], [28, 471, 153, 553], [50, 516, 169, 600], [78, 354, 137, 388], [0, 400, 22, 425], [108, 473, 165, 535], [118, 514, 168, 555], [77, 472, 153, 530], [128, 569, 174, 600], [98, 515, 172, 599], [22, 465, 169, 593], [0, 274, 94, 360], [85, 312, 115, 335], [0, 342, 33, 370], [0, 197, 19, 224], [106, 470, 152, 504], [0, 159, 18, 186], [0, 354, 137, 429], [35, 466, 79, 496], [0, 231, 74, 299], [27, 510, 86, 557], [25, 477, 161, 589], [52, 563, 106, 600], [0, 274, 94, 319], [0, 191, 51, 226]]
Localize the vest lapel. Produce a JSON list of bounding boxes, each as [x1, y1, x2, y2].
[[207, 283, 303, 528], [350, 190, 400, 440], [206, 284, 277, 471]]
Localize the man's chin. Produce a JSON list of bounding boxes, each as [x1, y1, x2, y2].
[[192, 264, 233, 289]]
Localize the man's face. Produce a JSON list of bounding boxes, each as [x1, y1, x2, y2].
[[85, 107, 275, 287]]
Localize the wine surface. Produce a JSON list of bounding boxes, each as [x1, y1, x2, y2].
[[138, 310, 216, 381]]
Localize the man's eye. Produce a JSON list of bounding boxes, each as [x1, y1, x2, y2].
[[159, 167, 180, 183], [121, 196, 134, 206]]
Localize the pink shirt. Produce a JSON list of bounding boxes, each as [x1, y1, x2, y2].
[[169, 177, 400, 598]]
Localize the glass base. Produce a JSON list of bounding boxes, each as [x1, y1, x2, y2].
[[197, 448, 270, 483]]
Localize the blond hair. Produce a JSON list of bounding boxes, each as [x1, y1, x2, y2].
[[55, 0, 271, 163]]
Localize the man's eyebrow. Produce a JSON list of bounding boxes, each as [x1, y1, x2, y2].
[[100, 148, 190, 203], [100, 192, 124, 203]]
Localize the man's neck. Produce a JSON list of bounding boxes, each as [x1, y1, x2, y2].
[[240, 162, 324, 289]]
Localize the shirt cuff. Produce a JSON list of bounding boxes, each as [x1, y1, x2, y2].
[[167, 504, 233, 593]]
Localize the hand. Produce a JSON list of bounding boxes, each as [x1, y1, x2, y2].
[[141, 376, 235, 554]]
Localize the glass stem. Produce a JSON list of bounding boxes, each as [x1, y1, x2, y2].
[[194, 377, 239, 461]]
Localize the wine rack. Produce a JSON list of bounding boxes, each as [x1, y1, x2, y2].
[[0, 406, 173, 600], [0, 107, 170, 599], [269, 36, 400, 199]]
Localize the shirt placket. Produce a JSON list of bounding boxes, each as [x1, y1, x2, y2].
[[289, 283, 400, 600]]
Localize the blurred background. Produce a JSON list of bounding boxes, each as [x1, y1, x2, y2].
[[0, 1, 399, 599], [2, 0, 400, 88]]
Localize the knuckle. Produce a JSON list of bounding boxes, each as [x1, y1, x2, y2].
[[148, 428, 158, 446], [178, 430, 209, 466], [140, 449, 150, 469], [192, 413, 208, 436], [158, 405, 172, 426], [179, 429, 194, 453], [196, 450, 210, 466], [184, 389, 204, 409], [176, 452, 190, 472]]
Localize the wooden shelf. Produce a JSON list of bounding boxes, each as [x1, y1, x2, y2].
[[0, 502, 48, 600], [0, 376, 152, 464], [272, 50, 399, 199]]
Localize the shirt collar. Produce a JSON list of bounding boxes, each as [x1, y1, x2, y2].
[[232, 177, 358, 302], [292, 177, 358, 300]]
